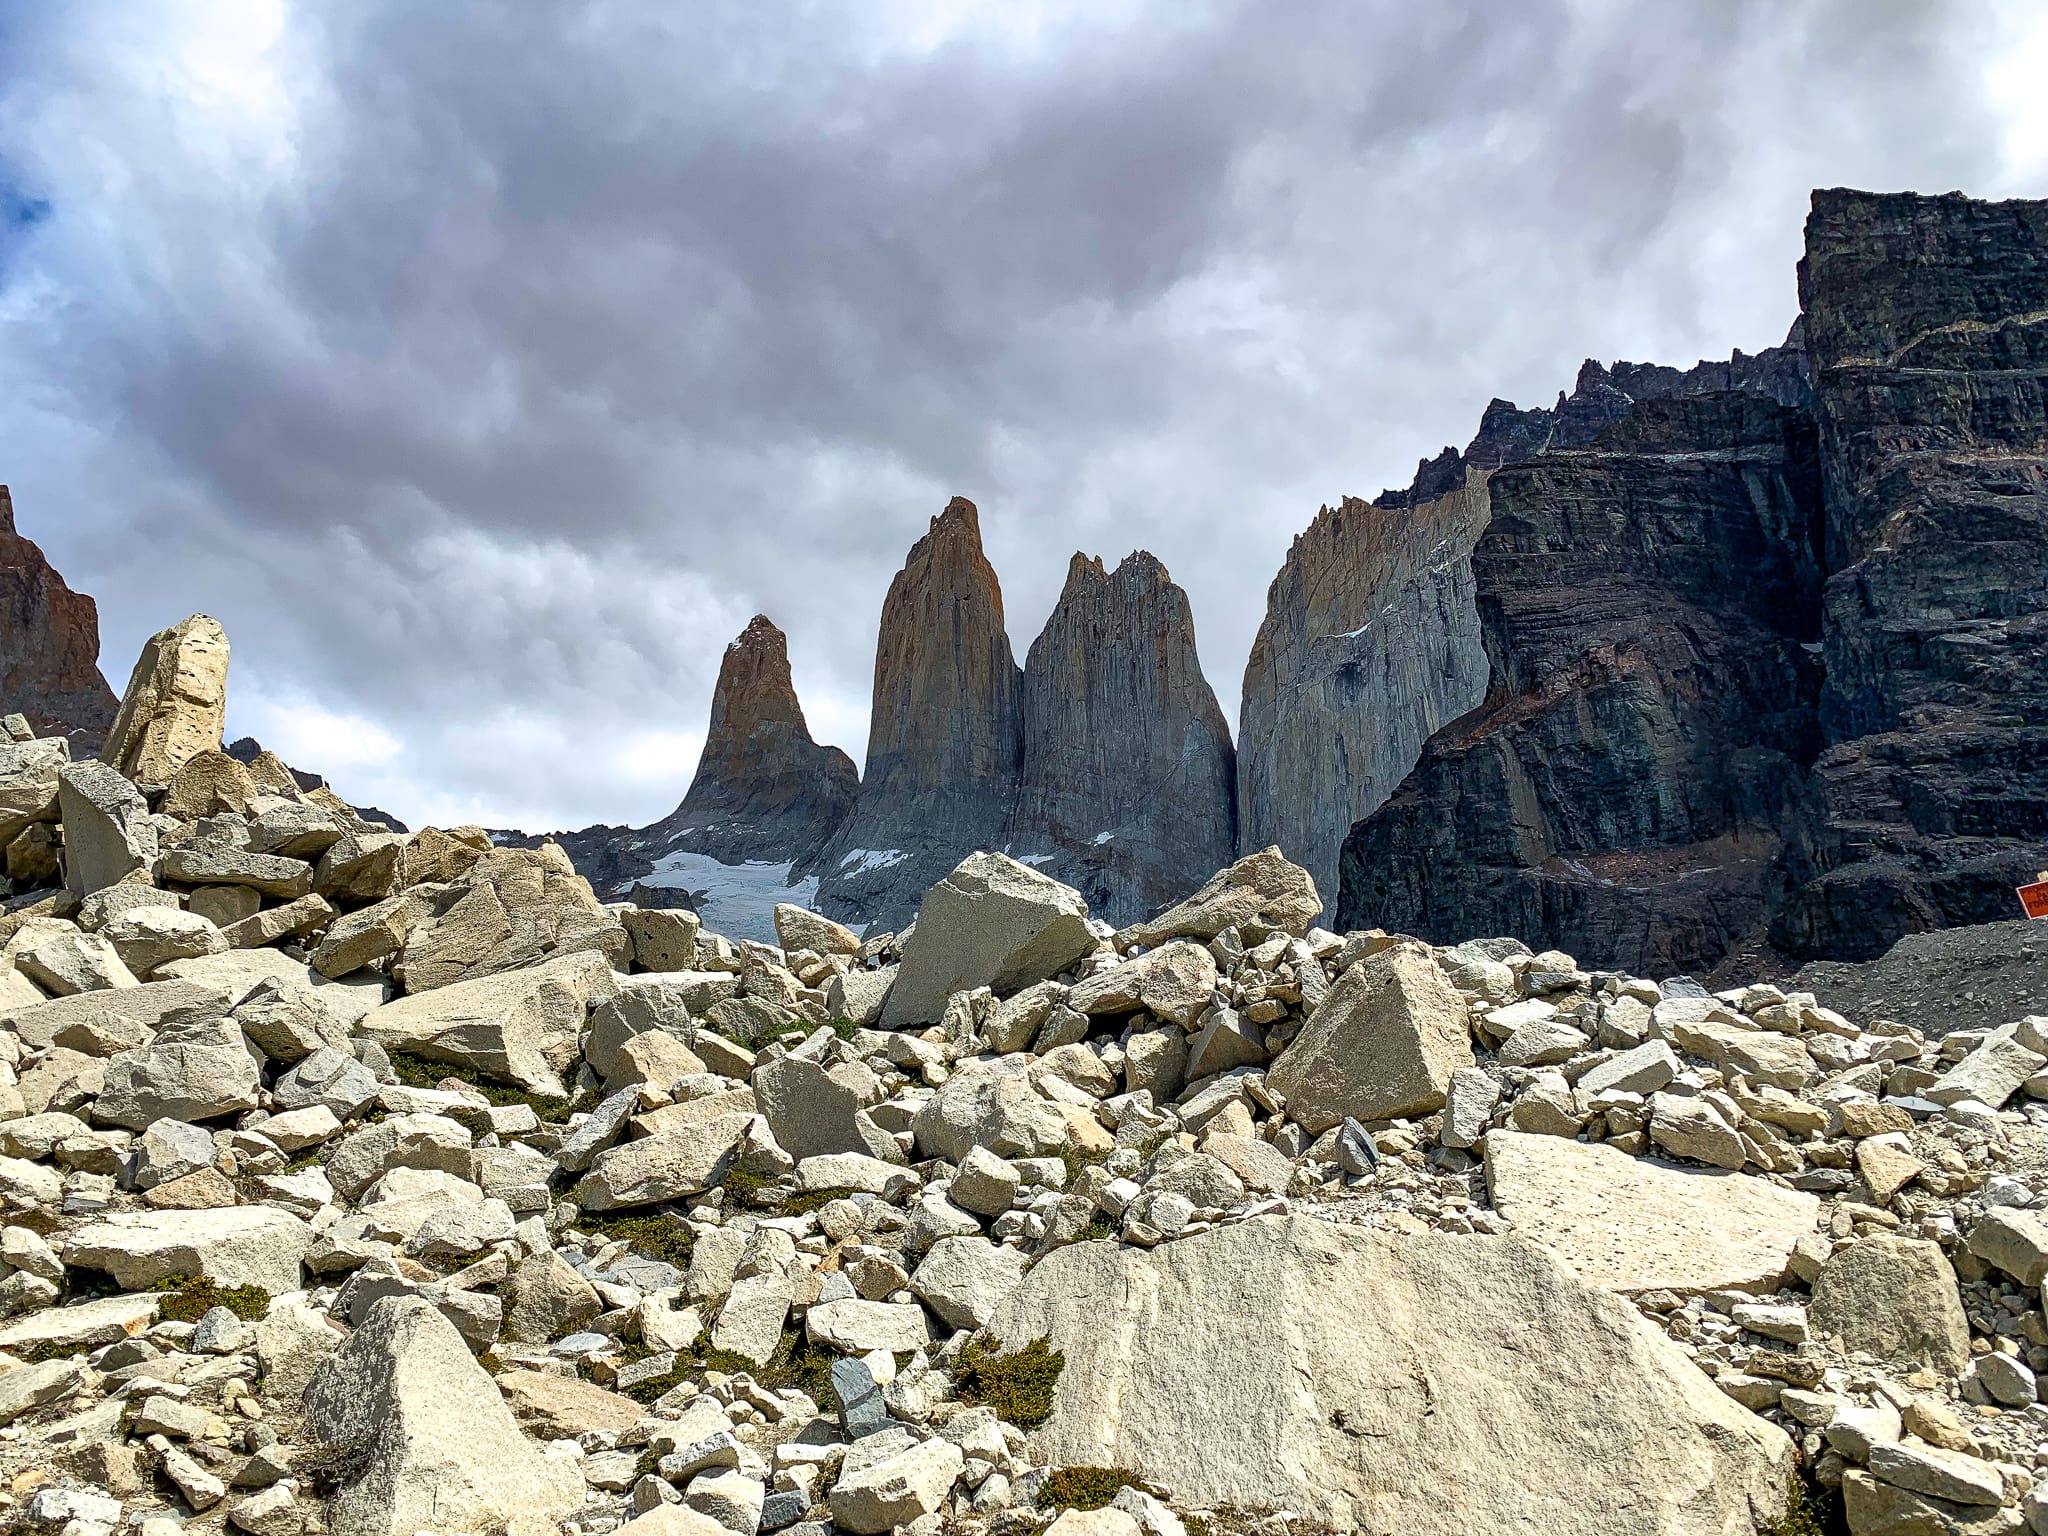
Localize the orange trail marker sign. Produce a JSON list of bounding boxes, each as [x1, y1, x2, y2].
[[2022, 879, 2048, 920]]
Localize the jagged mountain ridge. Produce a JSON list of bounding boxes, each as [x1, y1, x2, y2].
[[0, 485, 118, 748]]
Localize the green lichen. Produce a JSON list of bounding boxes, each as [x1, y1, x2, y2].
[[1038, 1467, 1157, 1512], [954, 1334, 1064, 1429]]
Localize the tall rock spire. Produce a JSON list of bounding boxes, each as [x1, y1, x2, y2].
[[811, 496, 1023, 926], [1009, 550, 1236, 924], [0, 486, 118, 746], [663, 614, 859, 864]]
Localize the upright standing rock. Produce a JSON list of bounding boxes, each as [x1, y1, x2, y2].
[[1008, 552, 1236, 926], [0, 487, 118, 747], [101, 615, 230, 786], [647, 615, 859, 867], [812, 499, 1023, 928]]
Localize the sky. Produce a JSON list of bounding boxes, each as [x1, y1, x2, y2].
[[1, 0, 2043, 833]]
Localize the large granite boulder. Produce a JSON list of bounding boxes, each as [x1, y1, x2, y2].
[[1118, 847, 1320, 949], [303, 1296, 581, 1536], [393, 845, 628, 993], [101, 613, 230, 786], [986, 1215, 1794, 1533], [880, 853, 1095, 1028], [1266, 944, 1472, 1131], [356, 949, 617, 1096]]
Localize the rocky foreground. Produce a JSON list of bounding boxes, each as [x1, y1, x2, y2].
[[0, 617, 2045, 1536]]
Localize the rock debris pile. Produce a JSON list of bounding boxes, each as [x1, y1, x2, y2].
[[0, 615, 2043, 1536]]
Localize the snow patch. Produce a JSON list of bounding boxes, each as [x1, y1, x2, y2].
[[1090, 832, 1115, 845], [837, 848, 909, 875], [640, 851, 818, 945]]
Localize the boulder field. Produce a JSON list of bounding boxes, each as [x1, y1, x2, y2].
[[0, 612, 2042, 1535]]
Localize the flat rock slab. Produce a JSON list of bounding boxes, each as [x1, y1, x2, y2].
[[64, 1205, 314, 1294], [1484, 1130, 1820, 1295], [986, 1213, 1792, 1534]]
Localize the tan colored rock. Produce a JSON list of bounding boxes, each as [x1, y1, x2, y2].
[[1809, 1236, 1971, 1374], [497, 1369, 644, 1437], [159, 751, 260, 821], [303, 1297, 581, 1536], [775, 903, 859, 957], [880, 852, 1095, 1028], [1483, 1129, 1821, 1295], [102, 615, 229, 785], [1116, 846, 1321, 948], [986, 1214, 1793, 1533], [394, 845, 628, 992], [0, 486, 118, 744], [1266, 943, 1470, 1132], [1067, 941, 1217, 1028]]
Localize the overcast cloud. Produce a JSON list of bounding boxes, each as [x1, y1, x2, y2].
[[0, 0, 2042, 832]]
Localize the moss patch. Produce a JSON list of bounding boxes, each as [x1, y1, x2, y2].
[[386, 1049, 597, 1122], [150, 1274, 269, 1323], [955, 1335, 1064, 1428], [1038, 1468, 1157, 1512], [579, 1210, 695, 1270], [690, 1327, 838, 1409]]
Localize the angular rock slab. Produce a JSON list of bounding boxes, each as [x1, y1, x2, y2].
[[1265, 942, 1471, 1132], [1484, 1130, 1820, 1295], [64, 1206, 313, 1294], [987, 1215, 1792, 1534], [880, 852, 1095, 1028], [304, 1296, 581, 1536], [356, 949, 617, 1096]]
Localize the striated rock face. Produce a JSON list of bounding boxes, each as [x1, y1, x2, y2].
[[1243, 331, 1813, 908], [1008, 552, 1235, 925], [1771, 189, 2048, 959], [0, 487, 117, 746], [656, 615, 858, 865], [1238, 480, 1491, 904], [811, 499, 1023, 928], [1338, 391, 1825, 976]]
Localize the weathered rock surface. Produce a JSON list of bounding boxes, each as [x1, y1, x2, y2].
[[303, 1296, 581, 1536], [1483, 1130, 1821, 1294], [1239, 479, 1491, 905], [987, 1215, 1793, 1532], [880, 853, 1095, 1028], [1265, 944, 1471, 1132], [101, 614, 230, 785], [1338, 389, 1824, 977], [0, 486, 117, 745], [356, 949, 618, 1097], [1007, 552, 1236, 926], [812, 499, 1024, 928]]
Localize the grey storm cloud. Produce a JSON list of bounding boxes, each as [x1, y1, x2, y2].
[[0, 0, 2036, 831]]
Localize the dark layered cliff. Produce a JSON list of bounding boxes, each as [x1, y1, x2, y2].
[[0, 486, 117, 746], [1008, 551, 1236, 924], [808, 498, 1025, 925], [1337, 394, 1825, 974], [1338, 189, 2048, 974], [1242, 330, 1814, 907], [1770, 190, 2048, 960]]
